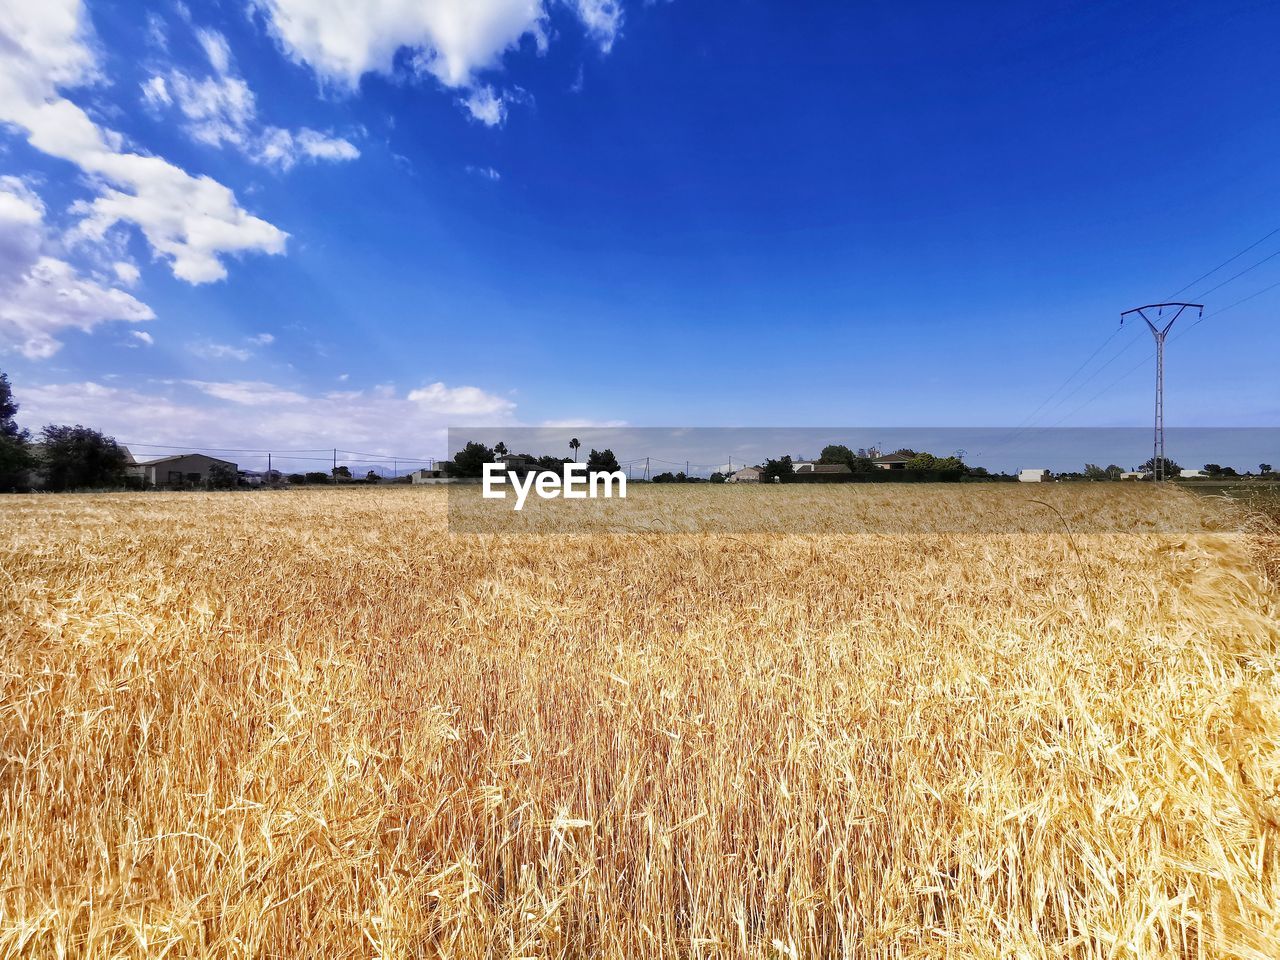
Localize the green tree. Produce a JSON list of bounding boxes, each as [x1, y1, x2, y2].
[[37, 424, 129, 491], [586, 448, 621, 473], [1140, 456, 1181, 476], [304, 471, 332, 484], [1084, 463, 1107, 480], [819, 444, 854, 465], [207, 463, 238, 489], [0, 371, 33, 491], [709, 472, 726, 483], [493, 441, 509, 458], [762, 455, 794, 482], [447, 441, 494, 478], [332, 464, 352, 480], [1105, 464, 1123, 479], [1261, 463, 1273, 475], [569, 437, 581, 462]]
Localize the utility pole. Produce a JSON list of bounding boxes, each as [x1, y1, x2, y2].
[[333, 448, 337, 480], [1120, 302, 1203, 482]]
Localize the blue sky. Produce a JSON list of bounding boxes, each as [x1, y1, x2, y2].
[[1, 0, 1277, 470]]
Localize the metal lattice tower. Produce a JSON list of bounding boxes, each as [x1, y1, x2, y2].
[[1120, 303, 1203, 482]]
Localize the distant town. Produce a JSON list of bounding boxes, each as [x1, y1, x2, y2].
[[2, 370, 1274, 494]]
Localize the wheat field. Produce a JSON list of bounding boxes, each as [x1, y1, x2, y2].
[[2, 485, 1278, 959]]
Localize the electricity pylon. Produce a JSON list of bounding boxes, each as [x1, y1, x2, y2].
[[1120, 302, 1203, 482]]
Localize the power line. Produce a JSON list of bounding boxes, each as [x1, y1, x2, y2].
[[1033, 279, 1280, 430], [1190, 246, 1280, 300], [1002, 225, 1280, 441], [1006, 326, 1126, 434], [1167, 226, 1280, 299]]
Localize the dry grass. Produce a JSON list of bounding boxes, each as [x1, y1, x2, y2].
[[1, 485, 1278, 959]]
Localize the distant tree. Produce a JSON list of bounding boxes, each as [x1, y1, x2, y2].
[[37, 424, 128, 491], [0, 371, 33, 491], [304, 471, 332, 484], [966, 465, 991, 478], [819, 444, 855, 465], [332, 465, 352, 480], [1140, 456, 1181, 476], [493, 441, 509, 458], [1262, 463, 1273, 475], [537, 454, 571, 471], [586, 448, 621, 473], [287, 473, 307, 484], [893, 448, 918, 459], [709, 472, 726, 484], [207, 463, 238, 489], [447, 441, 494, 478], [652, 471, 676, 483], [762, 455, 794, 483], [1105, 464, 1123, 479], [1203, 464, 1223, 476], [569, 437, 581, 462], [1084, 463, 1108, 480], [365, 470, 380, 482], [674, 471, 688, 482]]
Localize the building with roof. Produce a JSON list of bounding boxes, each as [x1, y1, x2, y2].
[[873, 452, 912, 470], [129, 453, 238, 488]]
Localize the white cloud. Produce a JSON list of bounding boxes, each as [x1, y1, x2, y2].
[[185, 379, 307, 405], [256, 125, 359, 170], [16, 378, 519, 458], [188, 340, 252, 361], [0, 0, 289, 284], [147, 28, 360, 171], [247, 332, 275, 345], [0, 176, 153, 358], [573, 0, 622, 52], [406, 381, 520, 416], [253, 0, 623, 123], [466, 164, 501, 181], [130, 330, 154, 345], [462, 85, 506, 126], [165, 69, 257, 148], [539, 418, 628, 428], [113, 261, 141, 285], [141, 75, 172, 108], [196, 27, 232, 74]]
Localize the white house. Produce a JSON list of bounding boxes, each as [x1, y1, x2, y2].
[[1018, 468, 1051, 483], [1179, 469, 1210, 479], [410, 467, 451, 484], [1120, 471, 1149, 481], [727, 466, 763, 483]]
